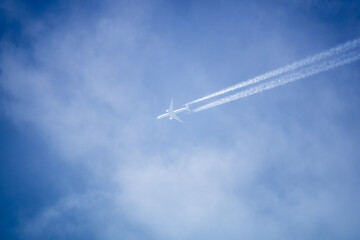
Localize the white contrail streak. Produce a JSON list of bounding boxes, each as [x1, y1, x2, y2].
[[193, 50, 360, 112], [187, 38, 360, 105]]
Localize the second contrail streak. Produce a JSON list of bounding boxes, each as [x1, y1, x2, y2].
[[187, 38, 360, 107], [193, 49, 360, 112]]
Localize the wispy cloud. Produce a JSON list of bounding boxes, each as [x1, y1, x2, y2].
[[1, 1, 360, 240]]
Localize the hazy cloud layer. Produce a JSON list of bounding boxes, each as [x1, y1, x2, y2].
[[1, 1, 360, 239]]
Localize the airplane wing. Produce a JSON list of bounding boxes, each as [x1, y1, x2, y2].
[[172, 114, 184, 123]]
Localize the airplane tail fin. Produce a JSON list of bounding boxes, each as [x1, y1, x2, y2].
[[173, 114, 184, 123]]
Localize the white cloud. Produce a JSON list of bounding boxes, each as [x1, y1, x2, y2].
[[1, 1, 360, 240]]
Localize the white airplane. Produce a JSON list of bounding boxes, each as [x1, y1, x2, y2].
[[157, 98, 190, 123]]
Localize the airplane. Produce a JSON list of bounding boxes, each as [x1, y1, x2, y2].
[[157, 98, 190, 123]]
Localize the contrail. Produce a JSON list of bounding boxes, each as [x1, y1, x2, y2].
[[187, 38, 360, 105], [193, 49, 360, 112]]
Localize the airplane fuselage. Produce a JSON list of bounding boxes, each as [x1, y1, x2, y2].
[[157, 99, 190, 122]]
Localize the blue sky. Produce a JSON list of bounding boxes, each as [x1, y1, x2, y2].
[[1, 0, 360, 239]]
